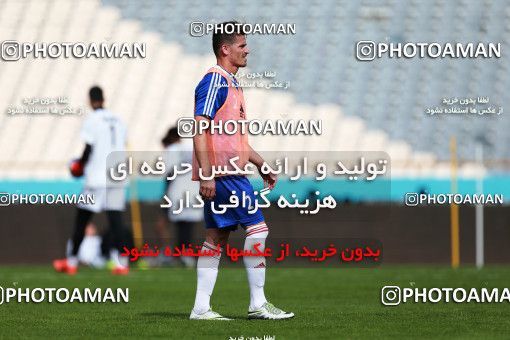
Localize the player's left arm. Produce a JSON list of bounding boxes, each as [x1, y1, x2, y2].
[[79, 144, 92, 165], [248, 144, 276, 189], [79, 115, 96, 166]]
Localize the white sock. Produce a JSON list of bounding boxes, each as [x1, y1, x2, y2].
[[66, 239, 78, 267], [67, 256, 78, 267], [119, 254, 129, 267], [193, 242, 222, 314], [244, 222, 269, 311], [65, 239, 72, 258], [110, 249, 126, 268]]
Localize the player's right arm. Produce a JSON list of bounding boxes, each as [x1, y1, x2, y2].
[[193, 71, 228, 200], [193, 117, 215, 199]]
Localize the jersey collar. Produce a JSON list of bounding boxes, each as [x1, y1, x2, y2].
[[214, 64, 239, 87]]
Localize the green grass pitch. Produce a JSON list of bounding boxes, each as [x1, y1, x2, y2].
[[1, 266, 510, 339]]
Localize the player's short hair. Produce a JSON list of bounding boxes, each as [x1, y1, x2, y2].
[[89, 86, 104, 102], [212, 21, 246, 57], [161, 126, 180, 146]]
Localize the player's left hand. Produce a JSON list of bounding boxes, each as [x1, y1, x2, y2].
[[259, 170, 277, 190], [69, 159, 84, 178]]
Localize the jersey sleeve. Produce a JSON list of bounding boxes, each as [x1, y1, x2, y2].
[[80, 115, 96, 145], [194, 72, 228, 120], [117, 119, 127, 148]]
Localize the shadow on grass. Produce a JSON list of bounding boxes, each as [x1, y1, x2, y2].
[[140, 312, 190, 319], [140, 311, 243, 320]]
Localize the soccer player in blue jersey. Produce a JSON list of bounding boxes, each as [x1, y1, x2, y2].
[[189, 22, 295, 320]]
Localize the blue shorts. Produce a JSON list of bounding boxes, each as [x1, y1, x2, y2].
[[204, 175, 265, 230]]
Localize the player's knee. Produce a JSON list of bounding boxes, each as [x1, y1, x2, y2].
[[205, 234, 228, 247], [205, 236, 219, 247]]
